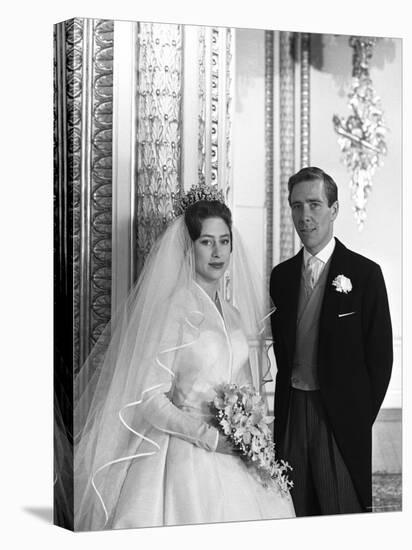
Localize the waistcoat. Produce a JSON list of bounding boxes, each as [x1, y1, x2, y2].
[[291, 258, 331, 390]]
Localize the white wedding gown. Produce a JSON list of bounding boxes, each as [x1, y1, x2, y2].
[[110, 282, 295, 528]]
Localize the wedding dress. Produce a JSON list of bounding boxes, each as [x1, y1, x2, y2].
[[74, 217, 295, 531], [112, 282, 294, 528]]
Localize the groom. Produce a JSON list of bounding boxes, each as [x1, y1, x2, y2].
[[270, 167, 393, 516]]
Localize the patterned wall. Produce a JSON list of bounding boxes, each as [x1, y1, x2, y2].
[[134, 23, 234, 279], [135, 23, 183, 276], [88, 20, 114, 357], [198, 27, 234, 200], [263, 30, 311, 319], [279, 31, 296, 262], [66, 17, 84, 373], [54, 20, 114, 526], [265, 30, 274, 309], [54, 18, 114, 376], [300, 33, 311, 169], [55, 19, 237, 369], [55, 21, 311, 378]]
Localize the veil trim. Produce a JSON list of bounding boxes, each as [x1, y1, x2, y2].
[[89, 309, 205, 526]]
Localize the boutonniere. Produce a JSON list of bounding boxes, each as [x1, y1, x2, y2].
[[332, 274, 352, 294]]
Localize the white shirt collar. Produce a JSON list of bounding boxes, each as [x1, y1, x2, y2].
[[303, 237, 336, 267]]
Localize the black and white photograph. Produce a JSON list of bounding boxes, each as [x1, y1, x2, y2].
[[53, 16, 401, 531], [2, 1, 410, 549]]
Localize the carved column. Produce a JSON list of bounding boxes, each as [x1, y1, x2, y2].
[[198, 26, 234, 202], [54, 19, 114, 527], [300, 33, 311, 168], [265, 30, 274, 310], [54, 18, 114, 375], [54, 19, 77, 530], [67, 18, 84, 374], [279, 31, 296, 262]]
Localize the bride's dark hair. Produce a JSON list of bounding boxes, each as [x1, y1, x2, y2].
[[184, 200, 233, 249]]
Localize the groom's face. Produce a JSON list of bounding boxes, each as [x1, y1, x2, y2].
[[290, 178, 338, 255]]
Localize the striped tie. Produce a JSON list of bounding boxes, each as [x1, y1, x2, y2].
[[305, 256, 317, 292]]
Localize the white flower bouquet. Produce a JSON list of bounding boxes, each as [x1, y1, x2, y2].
[[210, 383, 293, 494]]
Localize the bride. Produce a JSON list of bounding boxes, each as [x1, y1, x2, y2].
[[74, 184, 295, 530]]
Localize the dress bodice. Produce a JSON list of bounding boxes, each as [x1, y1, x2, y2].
[[169, 283, 251, 417]]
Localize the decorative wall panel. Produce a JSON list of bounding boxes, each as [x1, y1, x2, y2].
[[79, 19, 114, 370], [54, 18, 114, 375], [265, 30, 274, 309], [89, 20, 114, 351], [333, 36, 387, 229], [198, 27, 207, 184], [300, 33, 310, 168], [223, 27, 234, 203], [279, 31, 295, 261], [197, 27, 234, 201], [66, 17, 84, 373], [54, 20, 114, 528], [135, 23, 183, 276], [54, 18, 85, 530], [210, 27, 220, 185]]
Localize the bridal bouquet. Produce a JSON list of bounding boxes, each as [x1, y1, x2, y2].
[[210, 383, 293, 494]]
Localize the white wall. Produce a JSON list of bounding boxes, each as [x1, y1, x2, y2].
[[310, 35, 402, 407], [232, 29, 267, 282]]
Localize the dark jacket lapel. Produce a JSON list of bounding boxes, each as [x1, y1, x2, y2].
[[284, 248, 303, 366], [319, 238, 348, 337]]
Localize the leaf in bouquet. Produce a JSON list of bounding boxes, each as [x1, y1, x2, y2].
[[280, 459, 292, 471]]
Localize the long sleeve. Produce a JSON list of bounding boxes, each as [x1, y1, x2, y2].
[[362, 264, 393, 421], [137, 300, 219, 452], [141, 393, 219, 451]]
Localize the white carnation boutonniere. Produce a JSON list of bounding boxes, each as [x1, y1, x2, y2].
[[332, 274, 352, 294]]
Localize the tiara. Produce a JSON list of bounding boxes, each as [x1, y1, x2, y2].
[[173, 183, 225, 216]]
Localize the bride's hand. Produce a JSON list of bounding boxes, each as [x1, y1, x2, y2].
[[215, 433, 240, 455]]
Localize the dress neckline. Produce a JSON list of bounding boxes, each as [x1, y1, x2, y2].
[[193, 281, 226, 324]]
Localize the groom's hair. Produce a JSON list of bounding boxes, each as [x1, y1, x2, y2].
[[288, 167, 338, 207]]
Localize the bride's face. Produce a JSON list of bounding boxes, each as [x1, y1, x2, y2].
[[193, 217, 231, 285]]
